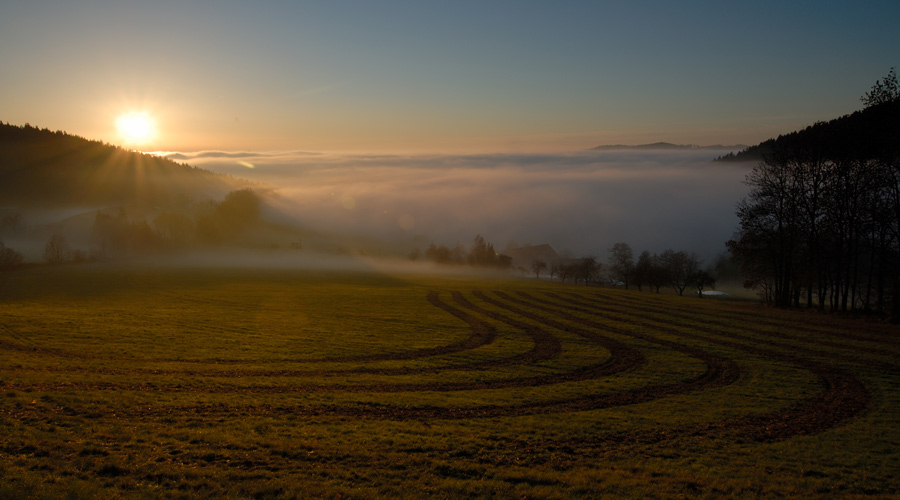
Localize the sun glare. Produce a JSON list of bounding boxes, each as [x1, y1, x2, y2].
[[115, 112, 156, 146]]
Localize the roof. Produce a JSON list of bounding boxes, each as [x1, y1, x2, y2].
[[505, 244, 560, 268]]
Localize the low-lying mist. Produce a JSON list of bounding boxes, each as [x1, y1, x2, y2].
[[165, 149, 752, 262], [129, 248, 514, 279]]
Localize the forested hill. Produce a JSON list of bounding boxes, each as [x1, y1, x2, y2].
[[0, 122, 240, 208], [714, 101, 900, 162]]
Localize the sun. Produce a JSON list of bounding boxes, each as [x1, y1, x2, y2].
[[115, 112, 156, 146]]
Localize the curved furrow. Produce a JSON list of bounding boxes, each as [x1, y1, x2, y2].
[[0, 291, 606, 394], [580, 291, 900, 357], [554, 291, 900, 372], [521, 291, 871, 441], [0, 291, 499, 367], [449, 291, 561, 364], [604, 290, 900, 348], [6, 286, 690, 420], [480, 290, 740, 394]]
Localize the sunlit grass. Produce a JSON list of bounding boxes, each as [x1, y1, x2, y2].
[[0, 264, 897, 499]]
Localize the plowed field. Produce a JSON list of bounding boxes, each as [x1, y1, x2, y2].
[[1, 265, 898, 499]]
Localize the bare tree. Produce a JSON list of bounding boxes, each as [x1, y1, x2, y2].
[[661, 249, 700, 296], [634, 250, 651, 291], [531, 260, 547, 279], [730, 151, 802, 307], [691, 270, 717, 298], [646, 254, 670, 294], [0, 242, 24, 271], [608, 242, 634, 289], [44, 233, 72, 264], [578, 257, 600, 285]]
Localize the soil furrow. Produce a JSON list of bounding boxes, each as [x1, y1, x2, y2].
[[556, 291, 899, 372], [605, 290, 900, 347], [0, 291, 611, 394], [0, 291, 498, 367], [519, 290, 871, 441]]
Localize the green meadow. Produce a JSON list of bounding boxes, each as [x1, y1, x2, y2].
[[0, 263, 898, 499]]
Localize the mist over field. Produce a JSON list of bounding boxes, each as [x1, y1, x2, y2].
[[168, 150, 752, 260]]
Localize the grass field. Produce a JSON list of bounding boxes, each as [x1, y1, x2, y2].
[[1, 263, 898, 499]]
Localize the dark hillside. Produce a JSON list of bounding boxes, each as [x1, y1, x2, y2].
[[712, 140, 774, 162], [0, 122, 238, 208], [715, 101, 900, 162]]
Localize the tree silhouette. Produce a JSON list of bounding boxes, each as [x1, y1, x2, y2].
[[44, 233, 72, 264], [660, 249, 700, 296], [0, 242, 24, 271], [531, 260, 547, 279], [607, 242, 634, 289], [729, 97, 900, 314], [577, 257, 600, 285], [861, 68, 899, 108], [468, 234, 497, 266], [691, 270, 716, 298]]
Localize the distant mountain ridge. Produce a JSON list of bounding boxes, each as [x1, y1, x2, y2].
[[0, 122, 242, 208], [589, 142, 747, 151]]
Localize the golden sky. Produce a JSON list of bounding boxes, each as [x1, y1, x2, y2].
[[1, 1, 897, 153]]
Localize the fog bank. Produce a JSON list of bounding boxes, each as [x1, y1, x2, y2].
[[170, 150, 751, 261]]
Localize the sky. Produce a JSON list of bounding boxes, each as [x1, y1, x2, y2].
[[2, 1, 898, 260], [1, 0, 898, 153]]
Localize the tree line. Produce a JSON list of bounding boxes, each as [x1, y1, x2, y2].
[[525, 242, 724, 298], [728, 69, 900, 315], [415, 235, 513, 269], [0, 189, 265, 267], [414, 236, 722, 296]]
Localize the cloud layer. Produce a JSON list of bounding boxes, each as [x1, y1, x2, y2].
[[168, 150, 752, 261]]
